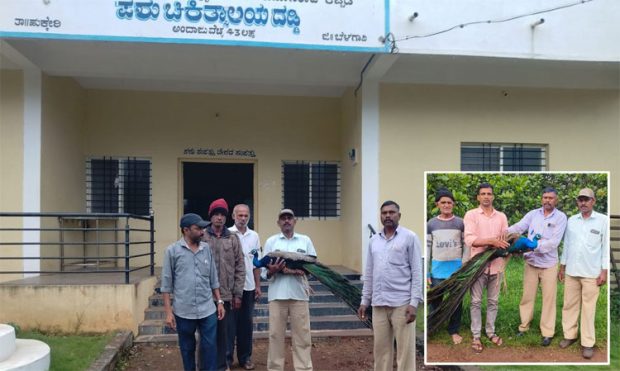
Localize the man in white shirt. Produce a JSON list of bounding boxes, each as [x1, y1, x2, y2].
[[228, 204, 261, 370], [558, 188, 609, 359], [263, 209, 316, 371]]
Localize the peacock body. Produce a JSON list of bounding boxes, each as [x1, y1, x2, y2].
[[251, 249, 372, 328], [427, 233, 541, 334]]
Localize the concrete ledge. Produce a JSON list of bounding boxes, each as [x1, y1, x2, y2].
[[87, 331, 133, 371]]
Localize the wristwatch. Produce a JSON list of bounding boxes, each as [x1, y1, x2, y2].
[[216, 299, 224, 305]]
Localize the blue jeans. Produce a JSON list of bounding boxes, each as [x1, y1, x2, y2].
[[175, 313, 217, 371], [430, 277, 463, 335], [227, 290, 255, 366]]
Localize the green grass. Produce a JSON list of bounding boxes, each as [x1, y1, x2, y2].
[[428, 256, 609, 349], [16, 329, 112, 371]]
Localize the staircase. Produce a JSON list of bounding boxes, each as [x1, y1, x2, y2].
[[135, 269, 372, 342], [0, 324, 50, 371]]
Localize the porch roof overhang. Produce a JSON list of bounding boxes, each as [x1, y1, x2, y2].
[[1, 38, 618, 96]]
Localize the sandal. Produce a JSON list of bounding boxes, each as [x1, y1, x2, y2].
[[489, 334, 503, 346], [471, 338, 483, 353]]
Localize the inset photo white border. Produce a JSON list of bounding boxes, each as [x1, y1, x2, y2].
[[423, 171, 611, 366]]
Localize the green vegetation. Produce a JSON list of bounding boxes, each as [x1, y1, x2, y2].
[[427, 173, 608, 223], [429, 257, 611, 364], [15, 328, 112, 371]]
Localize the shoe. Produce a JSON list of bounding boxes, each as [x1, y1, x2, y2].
[[582, 347, 594, 359], [242, 361, 255, 370], [516, 331, 526, 337], [559, 338, 578, 349], [541, 337, 553, 346]]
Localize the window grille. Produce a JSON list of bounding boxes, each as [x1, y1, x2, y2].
[[282, 161, 340, 218], [86, 157, 152, 215], [461, 143, 547, 171]]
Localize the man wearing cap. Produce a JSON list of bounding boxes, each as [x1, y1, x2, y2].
[[427, 188, 466, 345], [509, 187, 567, 346], [202, 199, 246, 371], [463, 182, 509, 353], [263, 208, 316, 371], [228, 204, 261, 370], [160, 213, 225, 371], [558, 188, 609, 359], [358, 200, 423, 371]]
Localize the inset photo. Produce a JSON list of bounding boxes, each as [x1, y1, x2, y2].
[[424, 172, 610, 365]]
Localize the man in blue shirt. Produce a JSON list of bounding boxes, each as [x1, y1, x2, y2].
[[160, 213, 225, 371], [508, 187, 567, 346]]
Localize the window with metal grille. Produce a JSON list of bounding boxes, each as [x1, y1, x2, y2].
[[86, 157, 152, 215], [282, 161, 340, 218], [461, 143, 547, 171]]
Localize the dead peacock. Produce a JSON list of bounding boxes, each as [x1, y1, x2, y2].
[[427, 233, 541, 334], [251, 249, 372, 328]]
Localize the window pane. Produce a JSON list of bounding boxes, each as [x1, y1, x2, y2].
[[123, 159, 151, 215], [89, 158, 119, 213], [311, 163, 339, 217], [503, 147, 543, 171], [461, 146, 500, 171], [283, 163, 310, 217]]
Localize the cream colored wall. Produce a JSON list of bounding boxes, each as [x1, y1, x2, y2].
[[339, 88, 363, 272], [0, 70, 24, 282], [84, 90, 344, 265], [39, 75, 86, 270], [0, 276, 156, 333], [380, 84, 620, 241]]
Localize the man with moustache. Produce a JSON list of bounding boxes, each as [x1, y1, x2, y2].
[[558, 188, 609, 359], [263, 208, 317, 371], [203, 198, 246, 371], [464, 183, 509, 353], [161, 213, 225, 371], [509, 187, 567, 346], [358, 200, 423, 371], [228, 204, 261, 370]]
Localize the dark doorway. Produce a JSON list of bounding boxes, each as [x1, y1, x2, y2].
[[183, 162, 254, 229]]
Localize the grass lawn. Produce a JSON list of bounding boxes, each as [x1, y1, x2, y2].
[[16, 329, 112, 371], [428, 256, 609, 348]]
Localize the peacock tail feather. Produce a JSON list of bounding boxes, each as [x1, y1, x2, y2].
[[302, 262, 373, 329], [427, 232, 532, 334]]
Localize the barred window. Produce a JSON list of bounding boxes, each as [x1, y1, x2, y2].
[[282, 161, 340, 218], [86, 157, 152, 215], [461, 143, 547, 171]]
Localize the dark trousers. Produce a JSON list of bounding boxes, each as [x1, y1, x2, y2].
[[227, 290, 255, 366], [217, 301, 234, 370], [175, 313, 217, 371], [430, 277, 463, 335]]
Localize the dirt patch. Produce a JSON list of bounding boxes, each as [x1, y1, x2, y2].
[[427, 341, 607, 363], [118, 337, 438, 370]]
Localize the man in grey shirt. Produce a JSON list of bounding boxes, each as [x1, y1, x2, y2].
[[358, 200, 423, 371], [161, 213, 225, 371]]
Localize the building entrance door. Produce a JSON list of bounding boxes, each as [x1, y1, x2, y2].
[[182, 161, 255, 229]]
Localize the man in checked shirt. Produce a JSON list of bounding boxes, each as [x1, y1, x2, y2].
[[358, 200, 423, 371], [508, 187, 567, 347]]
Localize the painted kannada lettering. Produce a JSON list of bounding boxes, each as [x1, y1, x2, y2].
[[115, 1, 301, 34], [183, 148, 257, 158], [322, 31, 366, 42], [13, 17, 61, 31], [325, 0, 354, 8]]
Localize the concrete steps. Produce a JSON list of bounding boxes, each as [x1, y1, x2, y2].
[[0, 324, 51, 371], [136, 269, 371, 343]]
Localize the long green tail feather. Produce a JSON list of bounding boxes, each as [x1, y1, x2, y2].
[[302, 262, 373, 329]]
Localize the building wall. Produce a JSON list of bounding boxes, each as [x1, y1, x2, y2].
[[391, 0, 620, 61], [84, 89, 345, 266], [339, 88, 363, 272], [39, 75, 86, 270], [0, 70, 24, 282], [379, 84, 620, 241]]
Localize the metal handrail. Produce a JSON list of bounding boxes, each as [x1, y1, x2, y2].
[[0, 212, 155, 283]]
